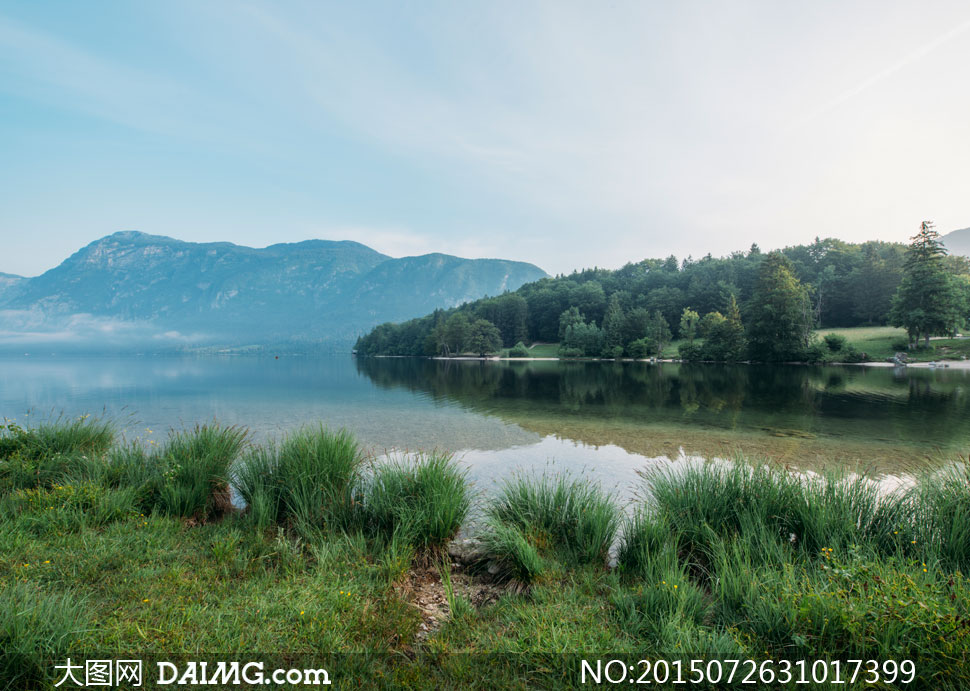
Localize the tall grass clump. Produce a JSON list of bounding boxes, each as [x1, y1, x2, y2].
[[616, 509, 680, 578], [911, 462, 970, 571], [234, 426, 365, 533], [643, 460, 910, 566], [363, 451, 469, 553], [485, 474, 620, 569], [0, 582, 89, 690], [0, 416, 115, 493], [154, 424, 247, 519], [481, 521, 545, 584]]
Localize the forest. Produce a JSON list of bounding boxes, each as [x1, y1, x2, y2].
[[355, 227, 970, 363]]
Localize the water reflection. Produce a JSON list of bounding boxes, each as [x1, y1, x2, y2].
[[355, 358, 970, 472], [1, 354, 967, 482]]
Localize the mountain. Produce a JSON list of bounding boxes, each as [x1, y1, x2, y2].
[[942, 228, 970, 257], [0, 231, 547, 350], [0, 272, 23, 291]]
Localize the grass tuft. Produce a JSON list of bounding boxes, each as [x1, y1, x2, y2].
[[154, 424, 247, 519], [234, 426, 364, 534], [363, 451, 469, 553], [485, 474, 620, 568]]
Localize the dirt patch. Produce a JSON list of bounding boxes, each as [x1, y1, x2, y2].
[[398, 562, 510, 642]]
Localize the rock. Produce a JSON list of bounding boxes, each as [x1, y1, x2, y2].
[[448, 538, 487, 565], [487, 561, 502, 576]]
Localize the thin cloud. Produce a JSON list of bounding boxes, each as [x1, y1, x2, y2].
[[786, 17, 970, 133]]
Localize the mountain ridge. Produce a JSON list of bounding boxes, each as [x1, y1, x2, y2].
[[942, 227, 970, 257], [0, 232, 547, 351]]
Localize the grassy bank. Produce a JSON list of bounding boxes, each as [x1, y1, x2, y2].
[[814, 326, 970, 362], [2, 418, 969, 689], [501, 327, 970, 363]]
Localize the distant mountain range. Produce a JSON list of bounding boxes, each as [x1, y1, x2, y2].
[[942, 228, 970, 257], [0, 232, 547, 351]]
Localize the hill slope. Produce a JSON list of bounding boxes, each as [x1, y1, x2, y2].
[[942, 227, 970, 257], [0, 232, 547, 350]]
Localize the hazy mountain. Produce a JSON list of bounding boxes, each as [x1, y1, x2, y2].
[[942, 227, 970, 257], [0, 231, 547, 351]]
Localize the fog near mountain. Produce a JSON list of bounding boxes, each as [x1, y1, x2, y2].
[[942, 228, 970, 257], [0, 232, 547, 352]]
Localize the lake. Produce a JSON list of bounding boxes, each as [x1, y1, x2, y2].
[[2, 354, 968, 499]]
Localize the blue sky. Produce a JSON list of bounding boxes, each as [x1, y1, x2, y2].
[[2, 1, 969, 277]]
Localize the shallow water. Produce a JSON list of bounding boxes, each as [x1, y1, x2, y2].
[[2, 354, 967, 497]]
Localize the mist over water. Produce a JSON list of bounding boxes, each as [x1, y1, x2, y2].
[[3, 354, 968, 496]]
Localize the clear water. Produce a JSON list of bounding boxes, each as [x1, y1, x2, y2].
[[2, 354, 968, 499]]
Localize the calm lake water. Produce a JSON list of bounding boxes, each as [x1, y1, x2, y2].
[[2, 355, 968, 498]]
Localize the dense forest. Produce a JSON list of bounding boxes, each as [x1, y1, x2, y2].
[[355, 229, 970, 362]]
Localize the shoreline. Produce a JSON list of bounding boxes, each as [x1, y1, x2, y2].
[[393, 354, 970, 369]]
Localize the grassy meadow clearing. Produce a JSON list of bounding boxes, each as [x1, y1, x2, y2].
[[498, 326, 970, 363], [1, 417, 969, 689]]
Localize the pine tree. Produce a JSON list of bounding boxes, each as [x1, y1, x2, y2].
[[890, 222, 964, 347], [601, 294, 625, 353], [747, 252, 813, 361]]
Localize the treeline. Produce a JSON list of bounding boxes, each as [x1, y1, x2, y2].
[[355, 231, 970, 362]]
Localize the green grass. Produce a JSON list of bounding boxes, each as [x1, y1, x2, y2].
[[525, 342, 559, 358], [3, 419, 970, 689], [816, 325, 970, 362], [484, 474, 620, 575], [0, 582, 90, 689], [513, 328, 970, 363], [153, 424, 248, 519], [363, 451, 469, 553], [0, 415, 116, 493], [234, 426, 364, 534]]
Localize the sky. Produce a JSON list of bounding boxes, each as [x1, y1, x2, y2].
[[2, 1, 969, 278]]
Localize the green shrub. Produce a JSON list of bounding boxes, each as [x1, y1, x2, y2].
[[603, 345, 624, 360], [677, 342, 703, 361], [616, 510, 676, 576], [627, 338, 652, 359], [823, 333, 847, 351], [753, 550, 970, 685], [0, 482, 137, 533], [508, 342, 531, 358], [642, 461, 909, 563], [611, 563, 709, 641], [803, 340, 828, 363], [837, 344, 867, 362], [891, 338, 910, 351], [485, 474, 620, 566], [0, 582, 89, 689], [363, 451, 469, 552], [557, 346, 584, 359]]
